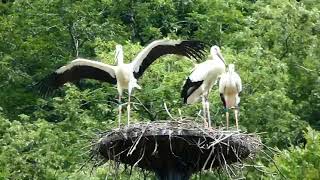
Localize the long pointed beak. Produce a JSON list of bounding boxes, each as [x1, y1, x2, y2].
[[217, 52, 226, 65]]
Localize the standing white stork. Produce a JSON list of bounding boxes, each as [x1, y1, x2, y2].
[[36, 39, 207, 127], [181, 45, 226, 127], [218, 64, 242, 130]]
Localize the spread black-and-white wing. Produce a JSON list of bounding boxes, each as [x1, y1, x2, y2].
[[131, 40, 207, 79], [36, 58, 116, 96]]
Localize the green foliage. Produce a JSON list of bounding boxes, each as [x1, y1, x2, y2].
[[0, 0, 319, 179], [266, 127, 320, 180]]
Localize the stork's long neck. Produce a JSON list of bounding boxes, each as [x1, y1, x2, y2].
[[228, 67, 235, 81], [228, 69, 234, 78], [116, 49, 124, 65]]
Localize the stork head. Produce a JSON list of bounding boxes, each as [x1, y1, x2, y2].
[[210, 45, 226, 65], [115, 44, 124, 65], [210, 45, 220, 54], [228, 64, 235, 72]]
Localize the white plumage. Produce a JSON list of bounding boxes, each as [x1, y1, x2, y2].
[[181, 45, 226, 127], [37, 39, 207, 127], [219, 63, 242, 130]]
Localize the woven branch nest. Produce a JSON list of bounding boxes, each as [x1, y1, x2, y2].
[[91, 120, 261, 174]]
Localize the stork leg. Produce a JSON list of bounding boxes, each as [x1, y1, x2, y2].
[[118, 95, 122, 128], [205, 98, 211, 128], [127, 94, 131, 126], [226, 110, 229, 130], [235, 108, 239, 130], [201, 95, 208, 127]]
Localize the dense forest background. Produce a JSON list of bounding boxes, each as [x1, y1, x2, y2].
[[0, 0, 319, 179]]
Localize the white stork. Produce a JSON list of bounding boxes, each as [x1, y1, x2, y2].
[[181, 45, 226, 127], [36, 39, 207, 127], [219, 64, 242, 130]]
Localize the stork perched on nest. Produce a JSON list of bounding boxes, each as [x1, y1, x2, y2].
[[36, 39, 207, 127], [219, 64, 242, 130], [181, 45, 226, 128]]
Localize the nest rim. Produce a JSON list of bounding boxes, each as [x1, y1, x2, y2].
[[91, 120, 261, 175]]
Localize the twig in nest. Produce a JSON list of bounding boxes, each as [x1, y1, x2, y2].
[[173, 135, 195, 146], [202, 146, 215, 170], [194, 126, 216, 140], [164, 102, 175, 120], [231, 164, 245, 180], [169, 133, 179, 158], [132, 96, 157, 120], [227, 163, 236, 177], [79, 148, 93, 157], [242, 163, 272, 175], [77, 153, 95, 172], [194, 110, 203, 122], [221, 149, 232, 179], [217, 150, 223, 172], [209, 153, 217, 171], [194, 137, 206, 150], [226, 137, 231, 155], [208, 133, 235, 148], [127, 124, 148, 155], [230, 145, 243, 163], [114, 146, 131, 158], [260, 142, 281, 154], [152, 136, 158, 155], [81, 141, 100, 151], [133, 146, 146, 167], [178, 108, 182, 121]]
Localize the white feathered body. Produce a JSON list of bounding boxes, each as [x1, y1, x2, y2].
[[219, 71, 242, 108], [187, 58, 225, 104], [115, 64, 132, 89], [115, 63, 140, 95]]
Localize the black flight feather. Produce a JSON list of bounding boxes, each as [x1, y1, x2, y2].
[[35, 65, 116, 97], [133, 40, 208, 79], [181, 77, 204, 104]]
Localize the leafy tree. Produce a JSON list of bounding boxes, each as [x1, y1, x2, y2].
[[0, 0, 319, 179], [266, 127, 320, 180]]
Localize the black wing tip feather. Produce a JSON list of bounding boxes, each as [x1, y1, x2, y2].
[[180, 40, 209, 62], [182, 40, 209, 49], [181, 78, 192, 104], [34, 72, 60, 97]]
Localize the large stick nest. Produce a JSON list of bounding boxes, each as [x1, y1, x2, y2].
[[91, 120, 261, 174]]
